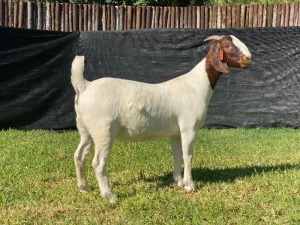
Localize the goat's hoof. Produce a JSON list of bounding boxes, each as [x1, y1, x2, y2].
[[79, 186, 90, 194], [103, 192, 117, 204], [184, 182, 195, 193], [174, 179, 184, 188]]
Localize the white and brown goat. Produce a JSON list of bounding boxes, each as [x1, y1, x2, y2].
[[71, 35, 252, 203]]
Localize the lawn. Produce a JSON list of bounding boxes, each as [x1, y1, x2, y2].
[[1, 128, 300, 224]]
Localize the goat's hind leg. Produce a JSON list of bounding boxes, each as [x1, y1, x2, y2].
[[92, 130, 116, 203], [74, 118, 93, 194]]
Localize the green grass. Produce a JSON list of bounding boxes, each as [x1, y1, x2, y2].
[[1, 128, 300, 224]]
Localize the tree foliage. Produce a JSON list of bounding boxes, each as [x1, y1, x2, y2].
[[66, 0, 209, 6], [52, 0, 300, 6]]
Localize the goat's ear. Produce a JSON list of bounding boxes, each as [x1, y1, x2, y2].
[[210, 42, 229, 74]]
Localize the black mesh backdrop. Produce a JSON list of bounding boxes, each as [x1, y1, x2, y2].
[[0, 27, 79, 129], [0, 26, 299, 129]]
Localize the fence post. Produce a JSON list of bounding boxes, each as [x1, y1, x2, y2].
[[289, 2, 295, 26], [296, 2, 300, 26], [141, 6, 145, 29], [27, 1, 32, 29], [284, 3, 289, 26], [231, 5, 236, 28], [0, 0, 2, 26], [253, 4, 258, 27], [13, 0, 18, 27]]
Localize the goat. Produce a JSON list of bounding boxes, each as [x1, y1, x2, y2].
[[71, 35, 252, 203]]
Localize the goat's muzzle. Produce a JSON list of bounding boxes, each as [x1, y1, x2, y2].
[[240, 54, 252, 68]]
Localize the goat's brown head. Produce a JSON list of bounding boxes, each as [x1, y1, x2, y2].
[[205, 35, 252, 74]]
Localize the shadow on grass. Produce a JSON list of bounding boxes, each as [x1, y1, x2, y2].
[[145, 163, 300, 188]]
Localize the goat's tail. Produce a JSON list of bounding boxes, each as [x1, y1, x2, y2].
[[71, 55, 88, 93]]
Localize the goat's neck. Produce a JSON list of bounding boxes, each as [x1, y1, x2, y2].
[[205, 56, 223, 90]]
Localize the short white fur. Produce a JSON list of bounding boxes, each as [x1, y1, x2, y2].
[[71, 35, 251, 203]]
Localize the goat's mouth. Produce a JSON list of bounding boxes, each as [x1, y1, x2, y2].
[[239, 57, 252, 68]]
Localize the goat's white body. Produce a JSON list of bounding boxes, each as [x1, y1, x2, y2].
[[71, 35, 251, 203], [76, 60, 212, 142]]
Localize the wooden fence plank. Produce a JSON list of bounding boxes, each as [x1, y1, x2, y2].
[[284, 3, 289, 26], [64, 3, 68, 31], [240, 5, 245, 28], [216, 5, 221, 28], [183, 6, 187, 28], [50, 2, 54, 30], [92, 4, 96, 31], [236, 5, 241, 28], [95, 5, 99, 31], [136, 5, 141, 29], [60, 3, 65, 31], [221, 5, 226, 28], [211, 5, 216, 28], [111, 6, 115, 30], [266, 4, 272, 27], [191, 6, 196, 28], [289, 2, 295, 26], [187, 6, 192, 28], [101, 5, 105, 31], [118, 6, 123, 30], [37, 1, 42, 29], [55, 2, 59, 31], [27, 1, 31, 29], [172, 6, 176, 28], [249, 5, 254, 27], [253, 4, 258, 27], [71, 3, 76, 31], [69, 3, 73, 31], [175, 6, 179, 28], [280, 3, 285, 26], [231, 5, 236, 28], [141, 6, 145, 29], [227, 5, 231, 28], [144, 6, 151, 29], [157, 7, 161, 28], [167, 7, 172, 28], [204, 5, 208, 29], [272, 4, 277, 27], [0, 0, 3, 26], [13, 0, 17, 27], [200, 6, 204, 29], [262, 4, 267, 27], [127, 6, 132, 30], [295, 2, 300, 26], [151, 6, 155, 28], [257, 4, 263, 27], [8, 0, 12, 27], [276, 4, 282, 27], [179, 7, 183, 28], [4, 0, 7, 26], [245, 5, 249, 27], [196, 6, 200, 28]]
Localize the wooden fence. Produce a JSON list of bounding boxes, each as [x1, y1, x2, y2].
[[0, 0, 299, 31]]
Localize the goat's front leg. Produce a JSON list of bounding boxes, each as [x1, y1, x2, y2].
[[181, 131, 196, 192], [171, 136, 183, 187], [92, 137, 116, 203]]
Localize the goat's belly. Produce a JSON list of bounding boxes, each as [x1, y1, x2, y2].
[[116, 126, 179, 141]]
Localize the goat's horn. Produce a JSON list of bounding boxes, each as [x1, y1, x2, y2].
[[204, 35, 224, 42]]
